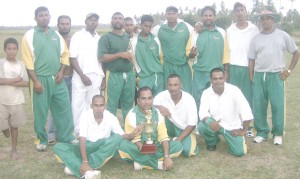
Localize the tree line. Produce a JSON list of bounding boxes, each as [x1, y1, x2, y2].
[[133, 0, 300, 34]]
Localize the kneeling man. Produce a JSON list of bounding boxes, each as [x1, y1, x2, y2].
[[53, 95, 137, 178], [118, 87, 183, 170], [198, 68, 253, 157], [154, 74, 199, 157]]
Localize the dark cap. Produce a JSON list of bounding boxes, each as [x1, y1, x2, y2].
[[86, 13, 99, 20], [254, 10, 280, 22], [166, 6, 178, 13], [233, 2, 246, 11]]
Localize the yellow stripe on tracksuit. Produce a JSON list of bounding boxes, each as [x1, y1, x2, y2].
[[104, 70, 110, 103]]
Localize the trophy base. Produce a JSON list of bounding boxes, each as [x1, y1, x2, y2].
[[140, 144, 157, 154]]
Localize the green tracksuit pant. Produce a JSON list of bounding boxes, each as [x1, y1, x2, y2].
[[229, 65, 253, 109], [53, 134, 122, 177], [138, 73, 164, 96], [32, 76, 74, 145], [253, 72, 285, 138], [105, 71, 135, 119], [165, 119, 199, 157], [118, 140, 183, 169], [192, 71, 211, 110], [198, 118, 247, 157], [163, 61, 192, 94]]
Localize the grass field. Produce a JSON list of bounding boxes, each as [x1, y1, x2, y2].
[[0, 30, 300, 179]]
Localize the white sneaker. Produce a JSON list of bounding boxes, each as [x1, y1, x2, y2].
[[70, 138, 79, 144], [246, 130, 254, 138], [134, 162, 143, 170], [84, 170, 101, 179], [36, 144, 47, 151], [64, 166, 74, 176], [253, 136, 266, 143], [273, 136, 282, 145], [157, 161, 165, 170]]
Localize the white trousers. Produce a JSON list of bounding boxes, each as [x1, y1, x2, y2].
[[72, 73, 103, 134]]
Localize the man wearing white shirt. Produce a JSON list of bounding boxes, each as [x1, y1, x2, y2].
[[226, 2, 259, 138], [227, 2, 258, 112], [53, 95, 138, 178], [154, 74, 199, 157], [198, 68, 253, 157], [70, 13, 104, 135]]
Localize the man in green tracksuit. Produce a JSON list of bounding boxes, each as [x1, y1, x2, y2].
[[131, 15, 164, 96], [22, 6, 75, 151], [98, 12, 135, 119], [118, 87, 183, 170], [152, 6, 193, 94], [191, 6, 229, 110]]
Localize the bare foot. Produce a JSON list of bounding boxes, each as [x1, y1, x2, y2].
[[11, 150, 19, 160], [2, 129, 10, 138]]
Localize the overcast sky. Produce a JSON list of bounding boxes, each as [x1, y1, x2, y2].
[[0, 0, 299, 26]]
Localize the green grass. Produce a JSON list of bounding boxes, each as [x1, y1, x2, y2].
[[0, 31, 300, 179]]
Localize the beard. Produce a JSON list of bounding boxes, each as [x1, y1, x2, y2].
[[59, 31, 70, 35], [112, 23, 123, 30]]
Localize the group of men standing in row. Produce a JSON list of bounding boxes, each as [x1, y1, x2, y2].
[[12, 1, 299, 178]]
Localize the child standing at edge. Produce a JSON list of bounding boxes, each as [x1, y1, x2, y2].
[[0, 38, 28, 160]]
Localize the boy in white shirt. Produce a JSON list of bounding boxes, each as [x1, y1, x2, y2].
[[0, 38, 28, 160]]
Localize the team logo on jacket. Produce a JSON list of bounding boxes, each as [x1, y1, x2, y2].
[[51, 36, 58, 41], [178, 28, 184, 32], [149, 45, 156, 50]]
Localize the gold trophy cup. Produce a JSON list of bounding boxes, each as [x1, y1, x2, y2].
[[140, 110, 158, 154]]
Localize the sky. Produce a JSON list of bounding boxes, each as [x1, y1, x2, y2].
[[0, 0, 299, 26]]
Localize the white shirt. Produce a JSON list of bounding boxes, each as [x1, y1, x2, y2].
[[0, 59, 28, 105], [69, 28, 104, 76], [227, 22, 259, 67], [153, 90, 198, 130], [79, 109, 124, 142], [199, 83, 253, 130]]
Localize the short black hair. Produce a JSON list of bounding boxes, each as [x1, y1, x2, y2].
[[137, 86, 153, 99], [4, 38, 18, 50], [92, 95, 105, 104], [210, 67, 224, 78], [35, 6, 49, 17], [167, 74, 181, 82], [124, 17, 134, 21], [57, 15, 71, 24], [166, 6, 178, 13], [141, 15, 153, 24], [201, 6, 216, 16], [112, 12, 124, 18]]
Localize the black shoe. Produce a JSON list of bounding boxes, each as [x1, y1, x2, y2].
[[207, 145, 216, 151]]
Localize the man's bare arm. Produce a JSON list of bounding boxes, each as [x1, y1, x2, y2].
[[175, 125, 196, 142]]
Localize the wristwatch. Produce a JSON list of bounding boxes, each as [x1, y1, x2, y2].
[[164, 155, 170, 158], [287, 69, 292, 74]]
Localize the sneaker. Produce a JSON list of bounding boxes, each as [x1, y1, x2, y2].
[[134, 161, 143, 170], [83, 170, 101, 179], [253, 136, 266, 143], [36, 144, 47, 151], [207, 145, 216, 151], [273, 136, 282, 145], [157, 161, 165, 170], [48, 140, 56, 146], [70, 138, 79, 144], [246, 130, 254, 138], [64, 166, 74, 176]]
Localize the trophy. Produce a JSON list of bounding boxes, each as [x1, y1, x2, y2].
[[140, 110, 158, 154]]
